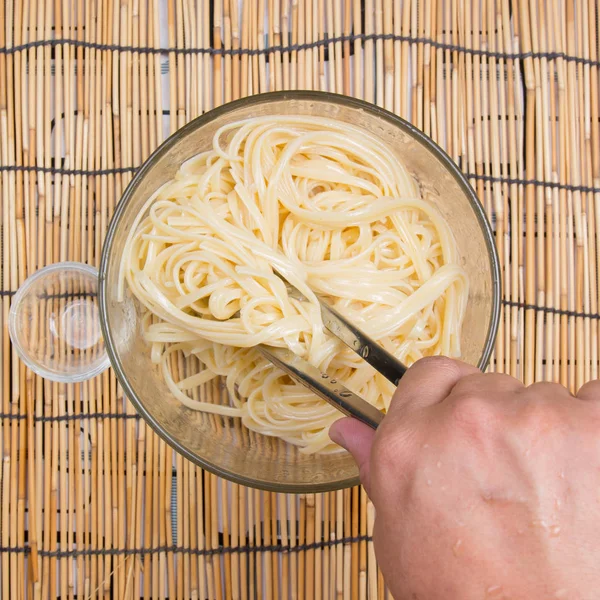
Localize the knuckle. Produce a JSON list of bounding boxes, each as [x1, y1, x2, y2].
[[447, 395, 497, 436], [413, 355, 463, 379], [527, 381, 570, 396], [415, 355, 458, 371], [489, 373, 524, 389], [450, 373, 488, 394], [452, 373, 523, 397], [518, 400, 562, 435], [577, 380, 600, 400]]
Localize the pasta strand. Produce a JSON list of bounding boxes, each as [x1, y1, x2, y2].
[[120, 116, 468, 454]]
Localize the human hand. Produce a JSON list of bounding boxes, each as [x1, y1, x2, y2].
[[330, 357, 600, 600]]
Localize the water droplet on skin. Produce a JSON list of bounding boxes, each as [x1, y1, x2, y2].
[[452, 539, 462, 556], [550, 525, 561, 537], [440, 486, 447, 492], [554, 589, 568, 598], [426, 480, 432, 487], [436, 461, 442, 468], [422, 443, 430, 449], [486, 585, 503, 597], [559, 471, 565, 479]]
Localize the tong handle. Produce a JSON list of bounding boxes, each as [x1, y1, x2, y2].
[[273, 272, 407, 385], [319, 302, 407, 385], [258, 345, 383, 430]]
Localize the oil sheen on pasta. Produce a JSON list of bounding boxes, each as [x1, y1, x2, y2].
[[119, 116, 468, 454]]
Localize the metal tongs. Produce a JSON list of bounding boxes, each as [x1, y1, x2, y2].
[[257, 280, 407, 430]]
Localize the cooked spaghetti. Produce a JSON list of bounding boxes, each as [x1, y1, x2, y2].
[[119, 116, 468, 454]]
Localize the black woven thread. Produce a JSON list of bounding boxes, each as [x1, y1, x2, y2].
[[1, 286, 599, 318], [0, 288, 598, 319], [466, 173, 600, 195], [501, 301, 600, 321], [0, 290, 96, 299], [1, 292, 598, 320], [2, 164, 598, 196], [1, 34, 599, 67], [37, 291, 97, 300], [0, 535, 371, 558], [37, 412, 140, 423], [501, 299, 599, 320], [0, 164, 137, 176], [0, 412, 140, 422]]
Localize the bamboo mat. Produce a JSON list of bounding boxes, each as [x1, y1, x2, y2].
[[1, 0, 599, 598]]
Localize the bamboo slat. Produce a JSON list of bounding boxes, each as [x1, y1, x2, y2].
[[1, 0, 599, 598]]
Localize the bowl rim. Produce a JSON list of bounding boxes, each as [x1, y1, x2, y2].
[[99, 90, 501, 493]]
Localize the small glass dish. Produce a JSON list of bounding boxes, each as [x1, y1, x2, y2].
[[9, 262, 110, 383], [98, 91, 501, 492]]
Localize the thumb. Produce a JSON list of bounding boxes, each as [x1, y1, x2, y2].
[[330, 417, 376, 494]]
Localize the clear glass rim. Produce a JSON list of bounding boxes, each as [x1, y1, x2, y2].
[[99, 91, 501, 493], [9, 261, 111, 384]]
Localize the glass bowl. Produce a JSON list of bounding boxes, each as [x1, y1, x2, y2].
[[9, 262, 110, 383], [99, 91, 501, 493]]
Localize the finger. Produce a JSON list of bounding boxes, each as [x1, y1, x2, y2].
[[526, 381, 574, 400], [386, 356, 479, 420], [330, 417, 376, 494], [449, 372, 525, 399], [577, 380, 600, 402]]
